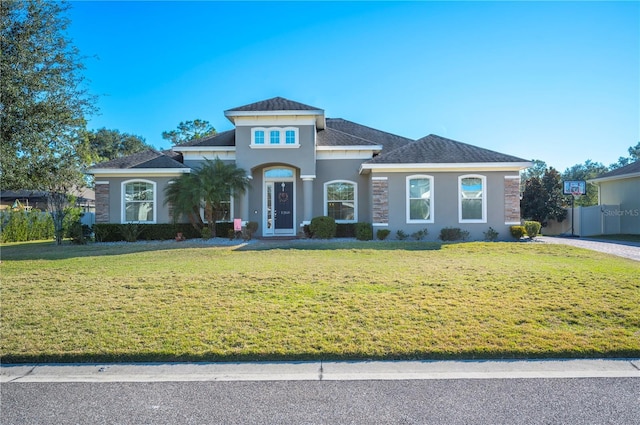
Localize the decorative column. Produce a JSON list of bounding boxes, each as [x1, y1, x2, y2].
[[504, 176, 521, 225], [301, 175, 315, 225], [95, 181, 110, 223], [372, 176, 389, 226], [241, 175, 252, 223]]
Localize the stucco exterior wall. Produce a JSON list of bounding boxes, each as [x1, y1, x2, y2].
[[92, 176, 177, 224], [315, 159, 371, 222], [369, 171, 520, 240], [599, 177, 640, 234], [234, 124, 317, 176]]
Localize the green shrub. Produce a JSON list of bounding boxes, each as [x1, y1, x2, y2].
[[483, 227, 499, 242], [119, 223, 144, 242], [93, 223, 202, 242], [309, 216, 336, 239], [411, 228, 429, 240], [376, 228, 391, 241], [355, 222, 373, 241], [439, 227, 469, 242], [510, 225, 526, 240], [245, 221, 258, 240], [201, 226, 212, 240], [396, 230, 408, 240], [336, 223, 356, 238], [524, 221, 542, 239], [215, 221, 234, 239]]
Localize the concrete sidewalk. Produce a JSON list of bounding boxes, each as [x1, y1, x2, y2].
[[2, 359, 639, 383], [537, 236, 640, 261]]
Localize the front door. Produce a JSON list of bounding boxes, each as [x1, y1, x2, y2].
[[264, 168, 296, 236]]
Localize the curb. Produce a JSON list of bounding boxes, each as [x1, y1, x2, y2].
[[2, 359, 639, 383]]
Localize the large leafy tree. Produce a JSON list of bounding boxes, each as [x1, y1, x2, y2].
[[162, 119, 216, 146], [521, 167, 567, 226], [1, 0, 95, 190], [1, 0, 95, 244], [87, 128, 154, 164], [164, 158, 249, 237]]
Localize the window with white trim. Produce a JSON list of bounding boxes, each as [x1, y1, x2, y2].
[[285, 130, 296, 144], [201, 190, 233, 223], [270, 130, 280, 145], [254, 130, 265, 145], [324, 180, 357, 222], [123, 180, 155, 223], [251, 127, 299, 148], [407, 175, 434, 223], [459, 175, 486, 223]]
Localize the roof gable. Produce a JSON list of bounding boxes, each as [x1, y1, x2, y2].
[[368, 134, 529, 164], [226, 96, 323, 113]]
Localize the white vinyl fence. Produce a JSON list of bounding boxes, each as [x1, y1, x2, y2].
[[543, 205, 620, 237]]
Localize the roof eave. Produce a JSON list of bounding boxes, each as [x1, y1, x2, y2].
[[317, 145, 383, 151], [174, 146, 236, 152], [89, 168, 191, 175], [224, 110, 326, 129], [359, 161, 533, 175], [588, 172, 640, 184]]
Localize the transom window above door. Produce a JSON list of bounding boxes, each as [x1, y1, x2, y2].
[[251, 127, 299, 148]]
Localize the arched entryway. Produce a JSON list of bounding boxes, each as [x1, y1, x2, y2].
[[263, 167, 296, 236]]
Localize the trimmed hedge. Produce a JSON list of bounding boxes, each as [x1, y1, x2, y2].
[[92, 223, 234, 242], [524, 221, 542, 239], [309, 216, 336, 239], [510, 225, 526, 240], [355, 222, 373, 241], [0, 210, 54, 242]]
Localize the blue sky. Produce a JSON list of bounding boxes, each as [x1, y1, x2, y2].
[[67, 1, 639, 172]]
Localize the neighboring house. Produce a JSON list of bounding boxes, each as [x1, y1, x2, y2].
[[0, 189, 95, 213], [588, 161, 640, 235], [89, 97, 531, 240]]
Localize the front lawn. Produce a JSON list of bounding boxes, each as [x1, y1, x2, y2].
[[1, 240, 639, 363]]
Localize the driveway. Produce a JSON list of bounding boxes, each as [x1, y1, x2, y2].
[[537, 236, 640, 261]]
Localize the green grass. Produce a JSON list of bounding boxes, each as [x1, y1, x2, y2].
[[1, 240, 639, 363]]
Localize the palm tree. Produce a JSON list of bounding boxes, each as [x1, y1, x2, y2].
[[164, 158, 249, 237], [198, 158, 250, 237], [163, 172, 204, 231]]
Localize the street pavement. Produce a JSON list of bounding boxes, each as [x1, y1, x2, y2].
[[538, 235, 640, 261]]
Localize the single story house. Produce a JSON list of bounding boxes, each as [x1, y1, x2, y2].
[[588, 160, 640, 235], [89, 97, 531, 240]]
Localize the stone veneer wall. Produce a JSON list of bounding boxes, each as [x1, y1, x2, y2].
[[372, 179, 389, 224], [95, 183, 110, 223], [504, 177, 521, 223]]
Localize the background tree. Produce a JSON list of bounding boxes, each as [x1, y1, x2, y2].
[[609, 142, 640, 170], [87, 128, 154, 163], [561, 159, 607, 207], [1, 0, 95, 244], [162, 119, 216, 146], [164, 158, 249, 237], [1, 0, 95, 190], [521, 167, 567, 226]]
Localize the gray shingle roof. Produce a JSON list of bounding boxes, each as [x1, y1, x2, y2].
[[326, 118, 412, 153], [177, 130, 236, 147], [226, 97, 323, 112], [591, 160, 640, 180], [368, 134, 528, 164], [317, 127, 380, 147], [90, 149, 187, 170]]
